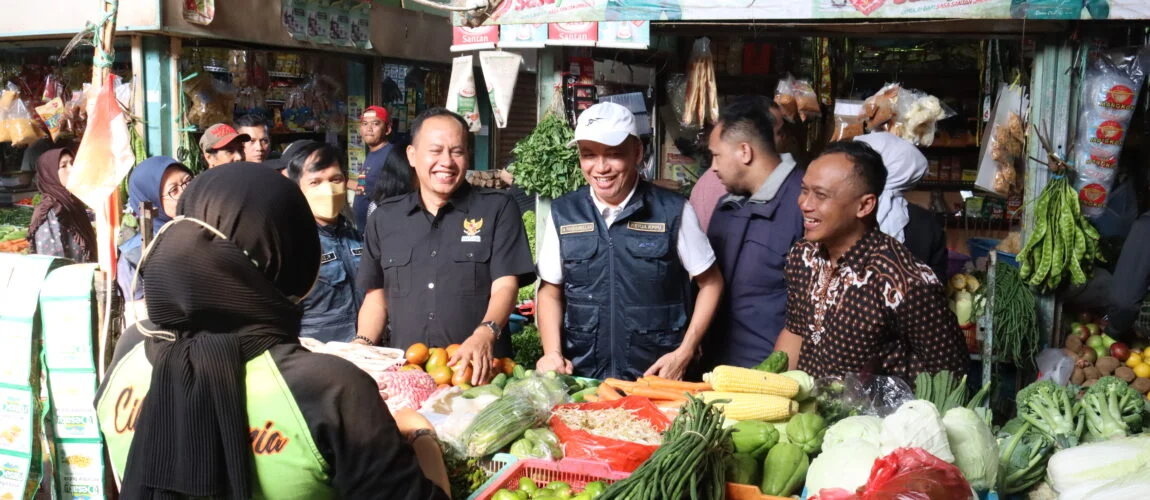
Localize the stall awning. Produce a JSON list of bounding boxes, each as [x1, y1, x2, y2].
[[454, 0, 1149, 26]]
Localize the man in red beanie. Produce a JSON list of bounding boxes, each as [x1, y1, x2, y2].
[[354, 105, 395, 230]]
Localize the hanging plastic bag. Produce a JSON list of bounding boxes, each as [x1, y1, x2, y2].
[[861, 83, 901, 132], [774, 74, 798, 123], [446, 55, 481, 132], [549, 396, 672, 472], [479, 51, 523, 129], [1073, 47, 1150, 218], [683, 37, 717, 127], [1, 83, 46, 147], [68, 74, 136, 211], [830, 100, 865, 141], [793, 79, 822, 122], [35, 97, 67, 141], [814, 448, 972, 500]]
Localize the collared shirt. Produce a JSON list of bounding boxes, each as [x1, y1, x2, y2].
[[300, 217, 364, 343], [538, 182, 716, 284], [357, 183, 536, 355], [783, 229, 967, 381], [719, 153, 797, 207]]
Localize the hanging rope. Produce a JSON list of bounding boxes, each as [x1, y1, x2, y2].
[[60, 0, 118, 68]]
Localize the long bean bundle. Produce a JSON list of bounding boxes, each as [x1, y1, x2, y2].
[[599, 396, 732, 500], [1017, 173, 1102, 291], [994, 261, 1040, 364]]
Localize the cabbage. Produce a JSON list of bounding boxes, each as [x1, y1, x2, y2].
[[942, 407, 999, 491], [823, 415, 883, 452], [1057, 464, 1150, 500], [879, 400, 954, 462], [1047, 434, 1150, 494], [781, 370, 815, 401], [805, 439, 881, 496]]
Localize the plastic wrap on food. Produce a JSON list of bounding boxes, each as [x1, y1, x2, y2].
[[861, 83, 901, 131], [830, 100, 865, 141], [774, 74, 797, 123]]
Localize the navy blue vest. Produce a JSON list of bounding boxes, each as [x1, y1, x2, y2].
[[552, 182, 690, 380]]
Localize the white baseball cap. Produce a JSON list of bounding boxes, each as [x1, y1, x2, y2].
[[567, 102, 640, 148]]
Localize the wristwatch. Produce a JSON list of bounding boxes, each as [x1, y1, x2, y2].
[[480, 320, 502, 341]]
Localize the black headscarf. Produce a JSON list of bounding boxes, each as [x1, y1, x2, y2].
[[29, 148, 97, 259], [121, 163, 320, 499]]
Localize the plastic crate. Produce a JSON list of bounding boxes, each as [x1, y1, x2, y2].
[[473, 458, 631, 499], [727, 483, 793, 500], [968, 237, 1018, 268], [465, 453, 519, 500]]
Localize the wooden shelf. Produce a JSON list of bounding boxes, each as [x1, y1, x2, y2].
[[943, 215, 1019, 231], [917, 181, 976, 192]]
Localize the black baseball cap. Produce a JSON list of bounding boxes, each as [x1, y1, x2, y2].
[[264, 140, 320, 171]]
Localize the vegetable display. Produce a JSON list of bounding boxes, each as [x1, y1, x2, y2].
[[992, 261, 1040, 364], [512, 324, 544, 370], [1017, 128, 1104, 291], [913, 370, 968, 414], [996, 418, 1054, 494], [785, 413, 827, 455], [491, 477, 607, 500], [729, 420, 779, 460], [1080, 376, 1144, 441], [551, 407, 662, 446], [941, 407, 999, 491], [754, 351, 788, 374], [518, 210, 537, 304], [1015, 379, 1083, 449], [598, 396, 732, 500], [759, 442, 809, 497], [879, 400, 954, 463], [509, 113, 584, 200]]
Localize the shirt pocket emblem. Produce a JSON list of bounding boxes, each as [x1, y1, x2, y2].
[[320, 252, 337, 264]]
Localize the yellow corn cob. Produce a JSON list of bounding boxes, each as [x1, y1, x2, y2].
[[699, 392, 797, 421], [703, 365, 800, 398]]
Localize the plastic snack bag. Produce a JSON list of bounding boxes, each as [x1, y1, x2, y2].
[[774, 75, 798, 123], [35, 98, 66, 141], [862, 83, 901, 132], [830, 100, 865, 141], [793, 79, 822, 122], [1, 84, 45, 147]]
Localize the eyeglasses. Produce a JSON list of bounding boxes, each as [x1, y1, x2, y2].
[[165, 179, 191, 200]]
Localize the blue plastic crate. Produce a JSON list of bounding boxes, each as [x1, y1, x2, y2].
[[968, 237, 1018, 268]]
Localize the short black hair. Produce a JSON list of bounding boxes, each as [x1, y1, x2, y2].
[[410, 107, 469, 147], [234, 113, 269, 130], [818, 140, 888, 197], [370, 151, 415, 204], [716, 96, 777, 154], [287, 142, 347, 182]]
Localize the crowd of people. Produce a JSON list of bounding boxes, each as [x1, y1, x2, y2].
[[18, 96, 1150, 497]]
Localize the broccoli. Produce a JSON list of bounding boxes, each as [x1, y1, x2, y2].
[[1081, 376, 1144, 441], [996, 418, 1055, 494], [1015, 380, 1083, 449]]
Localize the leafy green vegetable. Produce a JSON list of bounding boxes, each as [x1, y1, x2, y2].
[[1016, 380, 1083, 449], [510, 113, 585, 200], [942, 407, 999, 491], [0, 207, 32, 228], [996, 418, 1054, 494], [1081, 376, 1144, 441], [512, 324, 543, 368], [518, 210, 537, 304], [443, 447, 490, 499]]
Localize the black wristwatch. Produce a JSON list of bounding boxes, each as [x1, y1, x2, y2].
[[480, 320, 502, 341]]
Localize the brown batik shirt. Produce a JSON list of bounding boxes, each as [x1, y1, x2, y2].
[[783, 229, 966, 382]]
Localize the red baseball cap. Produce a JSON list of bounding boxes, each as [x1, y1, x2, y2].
[[362, 106, 390, 123], [199, 123, 250, 151]]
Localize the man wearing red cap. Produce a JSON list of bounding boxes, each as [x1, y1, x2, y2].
[[199, 123, 249, 168], [354, 105, 395, 230]]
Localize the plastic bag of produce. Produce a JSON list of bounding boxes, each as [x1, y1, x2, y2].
[[816, 373, 914, 425], [815, 447, 972, 500], [549, 396, 671, 472], [1, 83, 45, 147], [1073, 47, 1150, 217]]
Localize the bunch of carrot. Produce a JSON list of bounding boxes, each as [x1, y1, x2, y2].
[[584, 376, 711, 409]]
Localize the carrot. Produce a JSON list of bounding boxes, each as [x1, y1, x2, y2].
[[582, 394, 600, 403], [655, 399, 685, 409], [596, 383, 623, 401], [623, 386, 689, 402], [641, 376, 712, 393], [604, 378, 647, 389]]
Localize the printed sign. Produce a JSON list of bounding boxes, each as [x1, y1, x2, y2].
[[452, 25, 500, 51], [499, 23, 548, 48], [548, 22, 599, 46], [598, 20, 650, 49]]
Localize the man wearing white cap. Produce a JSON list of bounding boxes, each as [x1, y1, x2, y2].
[[535, 103, 723, 381]]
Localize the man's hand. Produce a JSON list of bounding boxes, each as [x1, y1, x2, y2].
[[449, 327, 495, 385], [393, 408, 433, 436], [536, 351, 573, 375], [644, 347, 693, 380]]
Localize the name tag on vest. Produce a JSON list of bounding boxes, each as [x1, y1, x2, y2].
[[320, 252, 337, 264], [627, 221, 666, 233], [351, 247, 363, 257], [560, 223, 595, 235]]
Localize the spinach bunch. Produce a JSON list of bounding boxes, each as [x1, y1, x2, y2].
[[510, 113, 584, 200]]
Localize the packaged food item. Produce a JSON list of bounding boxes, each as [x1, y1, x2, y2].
[[479, 51, 523, 129], [829, 100, 864, 141], [975, 84, 1029, 196], [793, 79, 821, 122], [893, 89, 953, 146], [1072, 47, 1149, 217], [34, 98, 66, 141], [446, 55, 481, 132], [0, 84, 45, 147], [682, 37, 718, 127], [861, 83, 900, 131], [774, 75, 797, 123]]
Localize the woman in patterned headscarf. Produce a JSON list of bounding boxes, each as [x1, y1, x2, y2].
[[28, 148, 96, 262]]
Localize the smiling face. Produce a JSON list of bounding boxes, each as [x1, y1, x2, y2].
[[578, 137, 642, 207], [799, 152, 877, 249], [407, 115, 469, 201]]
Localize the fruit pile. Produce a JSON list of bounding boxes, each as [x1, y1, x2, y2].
[[402, 342, 518, 389], [492, 477, 606, 500], [1063, 315, 1150, 397]]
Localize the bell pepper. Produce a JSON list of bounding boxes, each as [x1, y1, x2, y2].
[[754, 351, 788, 373], [760, 442, 809, 496], [785, 412, 827, 455], [726, 452, 761, 486], [730, 420, 779, 460]]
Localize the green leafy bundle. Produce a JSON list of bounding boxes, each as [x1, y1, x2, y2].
[[512, 324, 543, 368], [510, 113, 584, 200], [517, 210, 537, 304]]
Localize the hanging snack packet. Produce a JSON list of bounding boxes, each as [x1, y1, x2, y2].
[[1073, 47, 1149, 217], [829, 100, 865, 141], [861, 83, 901, 132], [282, 0, 308, 41], [479, 51, 522, 129], [774, 75, 797, 123], [447, 55, 481, 132], [306, 0, 331, 45], [1, 84, 45, 147], [793, 79, 822, 122], [35, 98, 66, 141]]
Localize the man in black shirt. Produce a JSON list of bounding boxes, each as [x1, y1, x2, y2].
[[357, 108, 536, 385]]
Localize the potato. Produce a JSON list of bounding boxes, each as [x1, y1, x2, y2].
[[1115, 366, 1137, 383], [1083, 366, 1102, 381], [1096, 356, 1121, 376], [1070, 367, 1086, 386]]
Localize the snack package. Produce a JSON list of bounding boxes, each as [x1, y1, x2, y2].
[[774, 75, 797, 122], [1, 84, 45, 147], [975, 84, 1029, 196], [183, 74, 235, 129], [446, 55, 481, 132], [682, 37, 718, 127], [862, 83, 901, 131], [892, 89, 954, 146], [1072, 47, 1150, 217], [793, 79, 822, 122], [35, 98, 66, 141], [830, 100, 864, 141]]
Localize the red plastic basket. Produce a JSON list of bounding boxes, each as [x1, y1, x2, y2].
[[473, 458, 631, 499]]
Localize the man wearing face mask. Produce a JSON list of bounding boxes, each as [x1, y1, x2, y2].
[[287, 142, 365, 343]]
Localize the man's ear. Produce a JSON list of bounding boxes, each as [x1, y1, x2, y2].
[[857, 193, 878, 220], [406, 145, 416, 166], [738, 142, 754, 166]]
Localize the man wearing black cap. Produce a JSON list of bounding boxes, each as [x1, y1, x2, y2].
[[200, 123, 249, 168]]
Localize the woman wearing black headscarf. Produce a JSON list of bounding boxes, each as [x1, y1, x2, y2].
[[96, 164, 450, 499], [28, 148, 96, 261]]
